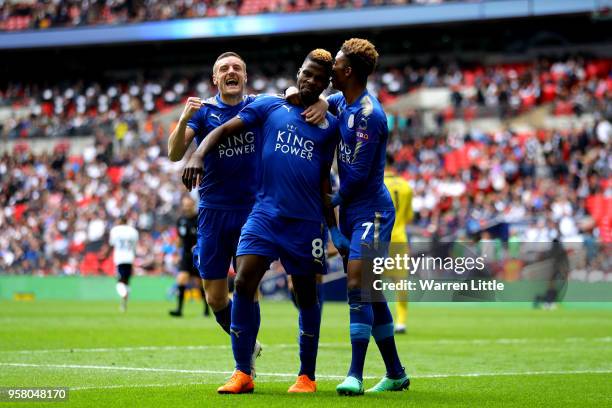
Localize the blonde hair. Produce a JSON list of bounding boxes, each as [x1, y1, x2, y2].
[[341, 38, 379, 81], [306, 48, 333, 76]]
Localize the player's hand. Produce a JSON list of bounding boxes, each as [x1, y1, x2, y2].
[[179, 97, 203, 123], [182, 154, 204, 191], [302, 97, 328, 125], [284, 86, 300, 105], [330, 226, 350, 256], [326, 192, 343, 208]]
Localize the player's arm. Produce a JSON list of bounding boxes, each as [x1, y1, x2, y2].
[[181, 117, 246, 191], [106, 231, 115, 258], [331, 114, 382, 207], [321, 132, 350, 255], [108, 228, 116, 247], [168, 97, 201, 161], [322, 171, 350, 256]]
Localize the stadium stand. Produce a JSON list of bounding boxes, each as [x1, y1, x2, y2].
[[0, 0, 453, 31], [0, 6, 609, 278], [1, 59, 609, 275], [2, 56, 610, 139]]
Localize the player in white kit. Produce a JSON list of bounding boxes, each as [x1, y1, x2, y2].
[[109, 215, 139, 312]]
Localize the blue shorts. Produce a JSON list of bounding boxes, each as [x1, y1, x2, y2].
[[195, 207, 251, 280], [339, 210, 395, 261], [237, 209, 326, 276]]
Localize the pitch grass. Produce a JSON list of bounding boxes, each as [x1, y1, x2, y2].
[[0, 300, 611, 407]]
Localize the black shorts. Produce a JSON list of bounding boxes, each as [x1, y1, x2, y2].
[[180, 255, 199, 277], [117, 264, 132, 282]]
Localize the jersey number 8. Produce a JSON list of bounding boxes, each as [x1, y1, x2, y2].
[[311, 238, 324, 258]]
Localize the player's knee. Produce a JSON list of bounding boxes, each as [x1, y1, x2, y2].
[[346, 277, 361, 290], [234, 274, 256, 299], [292, 276, 318, 308], [295, 290, 318, 309], [205, 292, 228, 311]]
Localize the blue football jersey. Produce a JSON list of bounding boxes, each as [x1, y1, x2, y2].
[[328, 90, 394, 214], [187, 94, 260, 210], [237, 95, 339, 222]]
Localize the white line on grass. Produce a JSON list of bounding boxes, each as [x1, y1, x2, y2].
[[2, 336, 610, 354], [2, 362, 611, 388], [0, 362, 351, 380]]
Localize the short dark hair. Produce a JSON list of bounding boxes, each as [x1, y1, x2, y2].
[[341, 38, 379, 83], [213, 52, 246, 72], [305, 48, 333, 77]]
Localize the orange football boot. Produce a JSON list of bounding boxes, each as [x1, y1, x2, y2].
[[217, 370, 255, 394], [287, 375, 317, 393]]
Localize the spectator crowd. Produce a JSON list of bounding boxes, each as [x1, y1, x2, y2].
[[1, 0, 454, 31], [0, 53, 610, 276], [2, 56, 610, 141]]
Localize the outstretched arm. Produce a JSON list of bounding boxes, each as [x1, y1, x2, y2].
[[181, 117, 246, 191]]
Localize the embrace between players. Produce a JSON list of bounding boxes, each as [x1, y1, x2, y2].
[[168, 39, 410, 395]]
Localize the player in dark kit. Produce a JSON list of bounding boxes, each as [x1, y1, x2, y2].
[[169, 196, 210, 317], [182, 49, 350, 395]]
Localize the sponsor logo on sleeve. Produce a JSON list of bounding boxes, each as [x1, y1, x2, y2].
[[356, 131, 369, 140]]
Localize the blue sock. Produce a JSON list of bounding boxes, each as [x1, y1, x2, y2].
[[298, 302, 321, 380], [230, 292, 255, 374], [372, 301, 405, 379], [347, 289, 372, 381], [252, 301, 261, 352], [213, 298, 232, 335]]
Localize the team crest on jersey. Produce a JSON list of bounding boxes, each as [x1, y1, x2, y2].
[[317, 118, 329, 130], [357, 116, 369, 130], [347, 114, 355, 129]]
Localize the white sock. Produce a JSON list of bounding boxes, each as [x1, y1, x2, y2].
[[116, 282, 128, 298]]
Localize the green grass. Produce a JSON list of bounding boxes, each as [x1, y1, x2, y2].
[[0, 300, 611, 407]]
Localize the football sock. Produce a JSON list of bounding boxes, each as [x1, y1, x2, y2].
[[213, 298, 232, 335], [231, 292, 254, 375], [176, 284, 186, 313], [116, 282, 128, 298], [347, 289, 372, 381], [372, 301, 405, 379], [252, 301, 261, 351], [298, 301, 321, 380]]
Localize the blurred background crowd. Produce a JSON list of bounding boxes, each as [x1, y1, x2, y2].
[[1, 0, 451, 31], [0, 0, 610, 277]]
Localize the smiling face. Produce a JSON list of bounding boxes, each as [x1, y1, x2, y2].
[[331, 50, 350, 91], [297, 59, 330, 106], [213, 55, 247, 98]]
